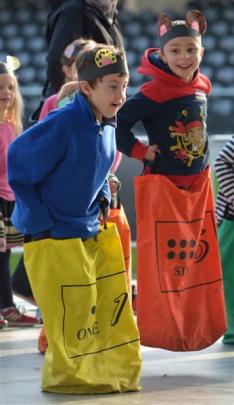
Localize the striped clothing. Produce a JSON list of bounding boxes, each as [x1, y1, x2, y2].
[[214, 136, 234, 225]]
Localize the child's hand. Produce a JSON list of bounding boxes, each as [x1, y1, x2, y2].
[[57, 81, 80, 103], [109, 181, 119, 196], [99, 197, 109, 220], [144, 145, 161, 161], [108, 173, 121, 196]]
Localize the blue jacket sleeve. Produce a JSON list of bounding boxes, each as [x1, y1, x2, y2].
[[7, 115, 67, 234], [97, 178, 111, 204]]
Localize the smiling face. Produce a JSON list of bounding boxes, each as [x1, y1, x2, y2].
[[0, 73, 15, 117], [80, 73, 128, 121], [160, 36, 204, 83]]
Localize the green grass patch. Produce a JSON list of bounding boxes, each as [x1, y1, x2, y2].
[[10, 252, 21, 275]]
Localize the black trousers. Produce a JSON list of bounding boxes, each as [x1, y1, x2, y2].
[[11, 255, 33, 298], [0, 250, 14, 309]]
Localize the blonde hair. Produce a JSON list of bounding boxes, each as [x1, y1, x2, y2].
[[0, 62, 24, 135]]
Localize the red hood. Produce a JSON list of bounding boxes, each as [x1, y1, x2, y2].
[[137, 48, 212, 102]]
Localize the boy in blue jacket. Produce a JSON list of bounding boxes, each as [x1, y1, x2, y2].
[[9, 44, 129, 239], [7, 44, 141, 394]]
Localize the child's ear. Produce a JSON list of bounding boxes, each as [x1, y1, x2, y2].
[[79, 81, 91, 96], [200, 46, 205, 59]]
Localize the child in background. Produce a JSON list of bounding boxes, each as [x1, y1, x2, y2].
[[8, 44, 141, 393], [39, 37, 96, 119], [30, 0, 124, 121], [116, 10, 226, 351], [0, 57, 38, 327], [214, 137, 234, 344]]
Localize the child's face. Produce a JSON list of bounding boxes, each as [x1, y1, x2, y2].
[[0, 73, 15, 111], [81, 73, 128, 121], [160, 36, 204, 83], [63, 63, 78, 82]]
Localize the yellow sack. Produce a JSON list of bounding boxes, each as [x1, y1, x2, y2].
[[24, 223, 141, 394]]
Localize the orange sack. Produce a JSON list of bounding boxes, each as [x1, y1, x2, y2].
[[134, 169, 226, 351], [108, 205, 132, 298]]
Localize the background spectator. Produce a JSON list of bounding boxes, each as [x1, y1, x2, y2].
[[31, 0, 124, 121]]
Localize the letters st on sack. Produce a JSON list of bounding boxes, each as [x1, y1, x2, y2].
[[155, 210, 222, 292]]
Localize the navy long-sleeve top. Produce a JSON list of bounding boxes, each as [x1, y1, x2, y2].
[[116, 48, 211, 183]]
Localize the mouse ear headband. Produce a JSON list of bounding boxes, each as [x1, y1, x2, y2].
[[157, 10, 207, 48], [0, 55, 21, 74]]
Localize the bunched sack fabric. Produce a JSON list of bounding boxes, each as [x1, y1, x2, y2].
[[134, 168, 227, 351], [24, 223, 141, 394]]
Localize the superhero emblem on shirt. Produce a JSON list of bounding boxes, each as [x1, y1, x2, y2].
[[95, 49, 117, 68], [169, 106, 206, 167]]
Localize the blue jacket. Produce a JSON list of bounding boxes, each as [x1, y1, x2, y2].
[[8, 93, 115, 238], [116, 49, 211, 177]]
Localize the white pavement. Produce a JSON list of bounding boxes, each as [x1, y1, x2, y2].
[[1, 324, 234, 405]]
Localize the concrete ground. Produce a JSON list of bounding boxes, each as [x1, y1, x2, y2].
[[0, 297, 234, 405]]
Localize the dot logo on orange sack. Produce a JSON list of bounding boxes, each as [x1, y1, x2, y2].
[[166, 228, 209, 263], [155, 212, 220, 292]]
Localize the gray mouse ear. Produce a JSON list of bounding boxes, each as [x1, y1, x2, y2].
[[186, 10, 207, 35], [157, 13, 172, 38]]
